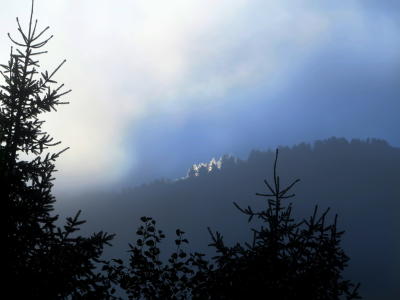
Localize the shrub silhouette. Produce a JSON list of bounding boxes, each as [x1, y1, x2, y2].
[[205, 149, 361, 299], [1, 2, 115, 298], [108, 150, 361, 299]]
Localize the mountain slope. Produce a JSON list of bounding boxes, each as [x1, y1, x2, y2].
[[59, 137, 400, 299]]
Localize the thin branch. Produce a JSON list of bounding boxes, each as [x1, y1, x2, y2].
[[7, 33, 26, 47], [28, 0, 35, 40], [32, 26, 50, 42]]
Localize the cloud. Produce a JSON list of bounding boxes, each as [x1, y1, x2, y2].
[[1, 0, 399, 191]]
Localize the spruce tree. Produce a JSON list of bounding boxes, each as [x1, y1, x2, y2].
[[204, 149, 361, 299], [1, 1, 115, 298], [107, 150, 361, 299]]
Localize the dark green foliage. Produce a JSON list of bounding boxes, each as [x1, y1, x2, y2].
[[105, 217, 209, 299], [203, 149, 361, 299], [1, 2, 115, 298], [109, 150, 361, 299]]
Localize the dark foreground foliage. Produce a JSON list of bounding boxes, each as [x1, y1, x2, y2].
[[1, 2, 115, 298], [106, 150, 360, 300], [2, 2, 360, 299]]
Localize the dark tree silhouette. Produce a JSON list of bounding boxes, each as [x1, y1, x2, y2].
[[1, 2, 115, 298], [202, 149, 361, 299], [107, 150, 361, 299]]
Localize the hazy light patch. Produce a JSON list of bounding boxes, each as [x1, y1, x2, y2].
[[187, 157, 223, 178]]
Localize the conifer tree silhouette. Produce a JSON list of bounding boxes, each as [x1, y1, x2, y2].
[[203, 149, 361, 299], [108, 150, 361, 299], [1, 2, 115, 298]]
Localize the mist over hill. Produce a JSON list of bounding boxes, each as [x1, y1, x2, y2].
[[57, 137, 400, 299]]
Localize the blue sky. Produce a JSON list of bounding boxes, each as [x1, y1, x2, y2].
[[123, 0, 400, 184], [1, 0, 399, 191]]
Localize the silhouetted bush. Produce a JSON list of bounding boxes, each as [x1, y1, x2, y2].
[[107, 150, 361, 299]]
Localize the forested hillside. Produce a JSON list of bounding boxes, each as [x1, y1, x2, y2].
[[59, 137, 400, 299]]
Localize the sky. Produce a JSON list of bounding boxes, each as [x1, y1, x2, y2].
[[1, 0, 399, 193]]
